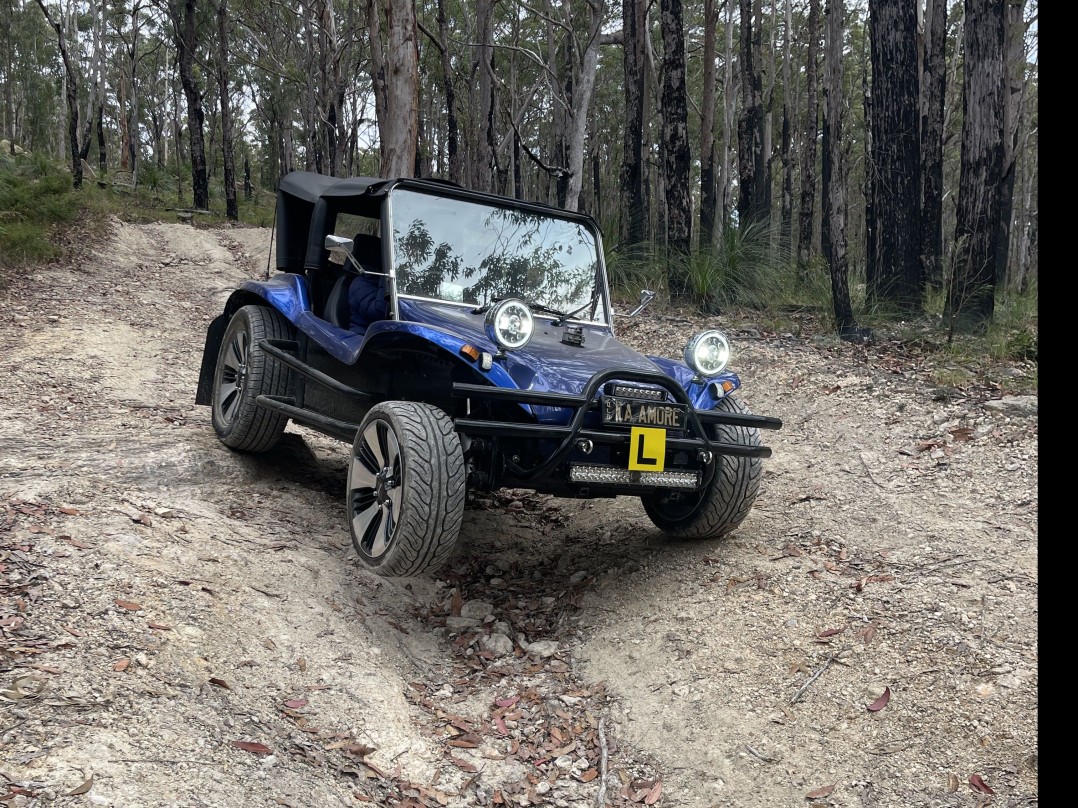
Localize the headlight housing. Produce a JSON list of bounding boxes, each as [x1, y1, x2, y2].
[[684, 329, 731, 376], [485, 298, 534, 350]]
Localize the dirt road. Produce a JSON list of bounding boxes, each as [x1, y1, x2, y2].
[[0, 219, 1037, 807]]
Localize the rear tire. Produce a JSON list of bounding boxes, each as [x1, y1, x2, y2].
[[642, 395, 762, 539], [210, 305, 294, 452], [347, 401, 465, 577]]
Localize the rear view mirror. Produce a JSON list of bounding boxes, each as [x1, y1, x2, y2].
[[626, 289, 656, 317]]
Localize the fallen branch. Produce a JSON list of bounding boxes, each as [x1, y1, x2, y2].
[[596, 715, 609, 807], [790, 652, 835, 704]]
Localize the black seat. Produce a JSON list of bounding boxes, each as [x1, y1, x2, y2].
[[324, 273, 353, 329], [352, 233, 382, 273]]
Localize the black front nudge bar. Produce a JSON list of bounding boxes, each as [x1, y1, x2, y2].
[[452, 369, 782, 485]]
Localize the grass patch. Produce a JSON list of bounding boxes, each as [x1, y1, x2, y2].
[[0, 152, 80, 271]]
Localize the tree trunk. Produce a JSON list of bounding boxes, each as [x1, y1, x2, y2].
[[34, 0, 82, 188], [698, 0, 717, 249], [778, 0, 794, 256], [435, 0, 460, 183], [949, 0, 1006, 331], [868, 0, 922, 314], [619, 0, 648, 246], [823, 0, 858, 337], [920, 0, 947, 293], [368, 0, 419, 178], [173, 0, 209, 209], [796, 0, 820, 277], [562, 0, 606, 212], [996, 0, 1026, 291], [122, 1, 141, 183], [473, 0, 496, 191], [2, 0, 12, 154], [737, 0, 768, 228], [720, 0, 735, 226], [660, 0, 692, 267], [216, 0, 238, 220], [97, 105, 107, 173]]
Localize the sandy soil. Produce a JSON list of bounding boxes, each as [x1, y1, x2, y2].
[[0, 218, 1037, 808]]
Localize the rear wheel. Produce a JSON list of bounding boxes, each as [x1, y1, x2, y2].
[[642, 395, 762, 539], [210, 305, 294, 452], [347, 401, 465, 577]]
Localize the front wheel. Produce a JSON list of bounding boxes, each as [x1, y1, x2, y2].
[[642, 395, 762, 539], [210, 305, 295, 452], [346, 401, 466, 577]]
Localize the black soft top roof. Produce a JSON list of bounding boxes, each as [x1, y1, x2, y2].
[[276, 173, 390, 271], [277, 172, 388, 203]]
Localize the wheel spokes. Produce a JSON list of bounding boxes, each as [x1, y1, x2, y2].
[[351, 491, 381, 551], [224, 332, 247, 373], [349, 418, 404, 560], [217, 332, 249, 424]]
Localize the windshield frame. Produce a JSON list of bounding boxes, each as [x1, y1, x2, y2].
[[383, 182, 613, 328]]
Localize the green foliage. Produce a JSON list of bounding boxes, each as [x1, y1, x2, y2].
[[136, 163, 177, 198], [984, 281, 1038, 363], [0, 151, 77, 270], [604, 241, 666, 304], [674, 220, 796, 312]]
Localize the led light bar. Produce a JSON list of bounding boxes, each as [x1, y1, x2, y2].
[[569, 464, 701, 489], [606, 384, 668, 401]]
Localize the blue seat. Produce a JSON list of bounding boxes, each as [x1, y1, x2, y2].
[[347, 273, 386, 333], [347, 234, 386, 333]]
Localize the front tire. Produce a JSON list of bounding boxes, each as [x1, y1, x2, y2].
[[347, 402, 465, 577], [210, 305, 295, 452], [642, 395, 762, 539]]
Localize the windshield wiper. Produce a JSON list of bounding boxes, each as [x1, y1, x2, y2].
[[474, 294, 600, 325], [544, 290, 601, 326], [525, 300, 572, 321]]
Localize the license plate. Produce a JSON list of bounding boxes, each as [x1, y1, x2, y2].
[[601, 396, 686, 429]]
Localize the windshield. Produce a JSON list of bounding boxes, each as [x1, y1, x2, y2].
[[388, 188, 606, 322]]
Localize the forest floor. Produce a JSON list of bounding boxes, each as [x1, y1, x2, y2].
[[0, 218, 1037, 808]]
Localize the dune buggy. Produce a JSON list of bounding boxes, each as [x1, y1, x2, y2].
[[195, 171, 782, 576]]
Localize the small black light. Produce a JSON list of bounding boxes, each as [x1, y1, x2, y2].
[[561, 324, 584, 346]]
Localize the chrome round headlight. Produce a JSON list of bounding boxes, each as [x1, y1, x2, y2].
[[684, 329, 731, 376], [485, 298, 534, 350]]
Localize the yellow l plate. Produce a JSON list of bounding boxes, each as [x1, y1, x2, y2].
[[628, 426, 666, 471]]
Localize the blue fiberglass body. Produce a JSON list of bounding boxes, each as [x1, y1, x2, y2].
[[233, 276, 743, 427]]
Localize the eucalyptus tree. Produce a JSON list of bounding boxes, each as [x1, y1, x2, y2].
[[920, 0, 948, 294], [996, 0, 1035, 291], [33, 0, 106, 188], [109, 0, 161, 181], [822, 0, 857, 337], [368, 0, 419, 177], [231, 0, 306, 187], [2, 2, 60, 153], [215, 0, 236, 218], [776, 0, 793, 255], [423, 0, 461, 183], [696, 0, 717, 248], [160, 0, 209, 208], [619, 0, 649, 246], [796, 0, 820, 278], [949, 0, 1006, 329], [737, 0, 768, 229], [660, 0, 691, 263], [866, 0, 921, 314]]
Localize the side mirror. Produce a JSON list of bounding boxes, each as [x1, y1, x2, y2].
[[627, 289, 656, 317], [324, 234, 354, 266]]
